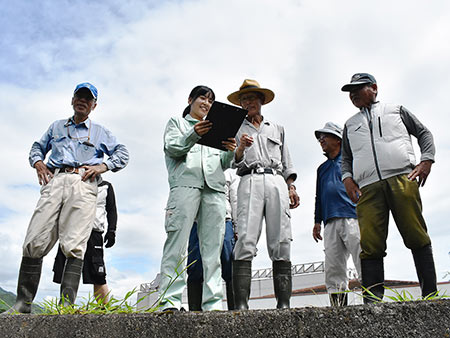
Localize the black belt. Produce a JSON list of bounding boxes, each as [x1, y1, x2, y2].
[[240, 167, 282, 176]]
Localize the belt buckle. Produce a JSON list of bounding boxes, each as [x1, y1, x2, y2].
[[65, 167, 76, 173], [256, 167, 265, 174]]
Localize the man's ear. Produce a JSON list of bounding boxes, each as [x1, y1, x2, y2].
[[188, 97, 192, 105], [371, 83, 378, 95]]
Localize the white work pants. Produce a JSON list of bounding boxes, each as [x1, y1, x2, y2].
[[159, 185, 226, 311], [323, 217, 361, 293], [23, 169, 98, 260], [234, 173, 292, 261]]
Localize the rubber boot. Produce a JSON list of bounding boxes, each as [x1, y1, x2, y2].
[[187, 280, 203, 311], [273, 260, 292, 309], [361, 258, 384, 304], [225, 281, 235, 310], [2, 257, 42, 314], [329, 293, 348, 306], [412, 245, 438, 298], [232, 260, 251, 310], [60, 258, 83, 305]]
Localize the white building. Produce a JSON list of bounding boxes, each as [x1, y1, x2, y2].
[[136, 261, 450, 310]]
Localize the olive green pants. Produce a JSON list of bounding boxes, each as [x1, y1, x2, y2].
[[356, 174, 431, 260]]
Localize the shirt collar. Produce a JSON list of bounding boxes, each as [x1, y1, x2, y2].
[[66, 116, 91, 128], [185, 114, 201, 124]]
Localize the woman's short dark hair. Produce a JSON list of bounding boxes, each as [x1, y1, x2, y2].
[[182, 85, 215, 117]]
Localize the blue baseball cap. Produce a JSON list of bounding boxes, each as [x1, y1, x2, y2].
[[74, 82, 98, 100], [341, 73, 376, 92]]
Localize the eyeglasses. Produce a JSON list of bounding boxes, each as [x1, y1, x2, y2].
[[317, 134, 330, 141]]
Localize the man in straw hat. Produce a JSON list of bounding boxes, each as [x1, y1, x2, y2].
[[313, 122, 361, 306], [341, 73, 437, 303], [227, 79, 299, 309]]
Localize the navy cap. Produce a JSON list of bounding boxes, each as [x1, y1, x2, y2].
[[74, 82, 98, 100], [341, 73, 376, 92]]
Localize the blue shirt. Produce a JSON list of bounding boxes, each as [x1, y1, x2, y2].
[[314, 151, 356, 225], [29, 117, 129, 171]]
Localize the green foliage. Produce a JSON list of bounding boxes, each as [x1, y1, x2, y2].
[[357, 285, 449, 303], [37, 288, 158, 315], [34, 255, 194, 315]]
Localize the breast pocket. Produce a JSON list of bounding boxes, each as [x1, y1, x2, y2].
[[76, 142, 97, 163], [267, 136, 282, 161]]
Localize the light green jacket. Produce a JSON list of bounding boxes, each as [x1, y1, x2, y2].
[[164, 114, 234, 193]]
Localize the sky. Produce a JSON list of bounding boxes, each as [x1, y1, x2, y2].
[[1, 0, 449, 305]]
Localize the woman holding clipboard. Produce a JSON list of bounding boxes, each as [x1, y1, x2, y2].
[[158, 85, 236, 311]]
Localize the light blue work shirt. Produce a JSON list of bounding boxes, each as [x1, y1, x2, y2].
[[29, 116, 129, 171]]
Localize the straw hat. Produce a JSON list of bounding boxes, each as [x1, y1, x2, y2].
[[227, 79, 275, 105]]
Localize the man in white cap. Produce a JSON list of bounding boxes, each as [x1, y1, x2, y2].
[[227, 79, 299, 309], [313, 122, 361, 306], [4, 83, 129, 314], [341, 73, 437, 303]]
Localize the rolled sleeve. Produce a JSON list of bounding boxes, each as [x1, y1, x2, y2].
[[280, 131, 297, 181], [29, 124, 53, 167], [104, 143, 129, 172]]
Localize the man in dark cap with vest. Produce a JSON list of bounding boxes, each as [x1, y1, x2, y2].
[[228, 79, 299, 310], [341, 73, 437, 303], [4, 83, 129, 314]]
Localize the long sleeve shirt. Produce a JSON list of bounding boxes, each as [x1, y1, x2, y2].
[[29, 117, 129, 172], [92, 180, 118, 233], [341, 103, 435, 188], [314, 152, 357, 225], [164, 114, 234, 193]]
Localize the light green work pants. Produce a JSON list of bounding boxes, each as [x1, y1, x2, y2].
[[356, 174, 431, 260], [159, 185, 226, 311]]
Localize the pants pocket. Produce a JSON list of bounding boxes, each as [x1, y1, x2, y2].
[[92, 256, 106, 278]]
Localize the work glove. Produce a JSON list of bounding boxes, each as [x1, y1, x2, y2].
[[104, 231, 116, 248]]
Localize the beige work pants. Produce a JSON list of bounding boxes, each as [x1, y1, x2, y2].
[[22, 169, 98, 260]]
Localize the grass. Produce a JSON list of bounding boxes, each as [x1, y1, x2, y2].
[[356, 285, 449, 303], [1, 256, 195, 315]]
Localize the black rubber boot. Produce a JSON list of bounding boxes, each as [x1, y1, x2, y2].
[[329, 293, 348, 306], [412, 245, 438, 298], [232, 260, 251, 310], [361, 258, 384, 304], [273, 260, 292, 309], [187, 280, 203, 311], [60, 258, 83, 305], [2, 257, 42, 314], [225, 281, 235, 310]]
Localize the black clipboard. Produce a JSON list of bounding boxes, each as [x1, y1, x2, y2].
[[197, 101, 247, 151]]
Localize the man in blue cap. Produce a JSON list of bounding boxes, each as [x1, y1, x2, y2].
[[341, 73, 437, 303], [4, 83, 129, 314]]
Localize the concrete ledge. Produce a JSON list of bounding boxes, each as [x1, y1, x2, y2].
[[1, 300, 449, 338]]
